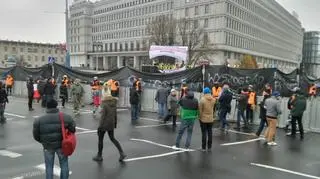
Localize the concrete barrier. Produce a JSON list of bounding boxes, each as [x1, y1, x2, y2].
[[11, 81, 320, 132]]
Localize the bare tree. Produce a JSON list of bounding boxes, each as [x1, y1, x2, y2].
[[146, 15, 176, 46], [176, 18, 215, 66]]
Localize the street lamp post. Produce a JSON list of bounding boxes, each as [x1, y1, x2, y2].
[[65, 0, 70, 68]]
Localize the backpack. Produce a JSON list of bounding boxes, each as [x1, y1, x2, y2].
[[59, 112, 76, 156]]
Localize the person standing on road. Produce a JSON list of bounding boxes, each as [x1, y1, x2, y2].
[[60, 75, 70, 108], [70, 79, 84, 116], [27, 77, 34, 111], [33, 99, 76, 179], [288, 88, 306, 140], [255, 88, 271, 137], [162, 89, 179, 127], [130, 84, 140, 122], [199, 87, 216, 151], [264, 91, 282, 146], [155, 83, 169, 119], [0, 82, 9, 124], [93, 87, 126, 162], [235, 88, 249, 130], [43, 78, 56, 107], [173, 91, 199, 150], [5, 74, 14, 96], [218, 83, 233, 131]]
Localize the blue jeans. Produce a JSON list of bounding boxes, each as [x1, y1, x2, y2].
[[158, 102, 167, 118], [131, 104, 139, 120], [176, 120, 195, 148], [219, 109, 229, 129], [44, 149, 69, 179], [237, 109, 248, 128]]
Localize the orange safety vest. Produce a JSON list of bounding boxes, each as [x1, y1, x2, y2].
[[6, 76, 14, 86], [212, 87, 222, 98], [62, 79, 69, 87], [111, 80, 119, 91], [248, 92, 256, 105], [309, 85, 316, 95]]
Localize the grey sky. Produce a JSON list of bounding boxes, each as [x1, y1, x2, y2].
[[0, 0, 319, 43]]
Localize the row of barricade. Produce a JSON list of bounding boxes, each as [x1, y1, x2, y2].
[[10, 81, 320, 133]]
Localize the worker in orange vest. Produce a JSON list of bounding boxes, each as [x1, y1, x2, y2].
[[309, 84, 317, 97], [212, 82, 222, 99], [247, 85, 257, 124], [180, 82, 188, 99], [5, 74, 14, 95], [106, 79, 120, 97], [60, 75, 70, 108], [91, 76, 102, 114]]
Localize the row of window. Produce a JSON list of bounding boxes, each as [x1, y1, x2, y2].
[[71, 11, 84, 18], [225, 31, 254, 50], [3, 54, 64, 63], [93, 2, 173, 25], [2, 46, 64, 54], [70, 19, 80, 27], [70, 36, 80, 43], [185, 4, 209, 16], [94, 0, 157, 15]]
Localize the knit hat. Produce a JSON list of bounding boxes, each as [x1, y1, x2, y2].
[[203, 87, 211, 94], [171, 89, 176, 93], [47, 99, 58, 109], [272, 91, 280, 97]]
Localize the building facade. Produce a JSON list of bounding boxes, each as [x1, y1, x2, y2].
[[302, 31, 320, 78], [69, 0, 303, 73], [0, 40, 66, 68]]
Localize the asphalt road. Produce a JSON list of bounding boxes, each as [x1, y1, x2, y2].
[[0, 96, 319, 179]]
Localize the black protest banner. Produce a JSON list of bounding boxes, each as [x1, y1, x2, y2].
[[206, 66, 275, 95], [274, 69, 298, 97]]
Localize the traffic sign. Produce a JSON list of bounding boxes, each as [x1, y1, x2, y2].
[[48, 56, 55, 64]]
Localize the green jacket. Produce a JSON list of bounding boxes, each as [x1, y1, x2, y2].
[[290, 94, 307, 117], [178, 93, 199, 121], [180, 108, 199, 121]]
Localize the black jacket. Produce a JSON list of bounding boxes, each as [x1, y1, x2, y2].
[[43, 82, 55, 95], [259, 94, 271, 119], [33, 109, 76, 150], [99, 96, 118, 131], [130, 87, 140, 105], [0, 88, 8, 103], [290, 94, 307, 117], [27, 80, 34, 97], [237, 93, 248, 111], [219, 89, 233, 112]]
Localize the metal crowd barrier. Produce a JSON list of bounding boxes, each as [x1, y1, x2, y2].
[[11, 81, 320, 133]]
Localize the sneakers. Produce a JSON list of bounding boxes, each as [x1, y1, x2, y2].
[[92, 155, 103, 162], [267, 142, 277, 146], [172, 145, 180, 150]]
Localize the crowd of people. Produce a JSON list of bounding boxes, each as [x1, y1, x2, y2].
[[0, 73, 309, 179]]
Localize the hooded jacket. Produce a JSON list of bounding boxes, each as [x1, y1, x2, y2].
[[290, 93, 307, 117], [167, 94, 178, 115], [178, 91, 199, 121], [99, 96, 118, 131], [264, 96, 281, 119], [199, 94, 216, 123]]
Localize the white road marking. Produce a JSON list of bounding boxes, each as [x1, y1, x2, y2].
[[12, 177, 24, 179], [4, 113, 26, 119], [76, 127, 90, 131], [33, 116, 39, 118], [11, 170, 45, 179], [221, 138, 262, 146], [130, 138, 195, 151], [250, 163, 320, 179], [139, 117, 160, 122], [79, 109, 127, 114], [35, 164, 72, 177], [0, 150, 22, 158], [228, 129, 256, 136], [135, 123, 180, 128], [124, 151, 185, 162], [6, 118, 13, 121], [76, 130, 97, 135]]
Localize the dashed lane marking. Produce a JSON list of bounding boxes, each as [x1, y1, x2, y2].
[[130, 138, 195, 151], [4, 113, 26, 119], [221, 138, 263, 146], [124, 151, 185, 162], [76, 127, 91, 131], [0, 150, 22, 158], [135, 122, 180, 128], [76, 130, 97, 135]]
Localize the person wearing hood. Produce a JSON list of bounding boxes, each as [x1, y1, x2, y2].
[[173, 91, 199, 150], [235, 88, 249, 130], [218, 83, 233, 131], [199, 87, 216, 151], [27, 77, 34, 111], [155, 83, 169, 119], [93, 87, 126, 162], [70, 79, 84, 116], [264, 91, 282, 146], [288, 88, 306, 140], [163, 89, 179, 127]]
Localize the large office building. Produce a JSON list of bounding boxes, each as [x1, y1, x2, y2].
[[69, 0, 303, 72], [302, 31, 320, 78], [0, 40, 66, 68]]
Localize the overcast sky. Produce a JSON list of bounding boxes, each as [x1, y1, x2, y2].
[[0, 0, 319, 43]]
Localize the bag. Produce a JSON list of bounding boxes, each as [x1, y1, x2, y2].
[[59, 112, 76, 156]]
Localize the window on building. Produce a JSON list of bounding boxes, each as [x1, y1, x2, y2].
[[125, 43, 128, 51], [12, 47, 16, 52], [195, 6, 199, 15], [28, 55, 31, 61], [194, 20, 199, 28], [136, 42, 140, 50], [20, 48, 24, 52], [204, 18, 208, 28], [61, 57, 64, 63], [205, 5, 209, 14], [120, 44, 123, 51], [4, 46, 7, 52], [109, 43, 113, 52], [204, 32, 209, 45], [20, 55, 24, 61], [115, 42, 118, 51], [4, 55, 8, 60], [48, 49, 52, 54], [42, 56, 45, 62], [55, 49, 58, 54], [185, 8, 189, 16], [130, 42, 134, 51], [35, 56, 38, 61]]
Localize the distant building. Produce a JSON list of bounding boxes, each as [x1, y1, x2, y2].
[[69, 0, 303, 73], [302, 31, 320, 78], [0, 40, 66, 68]]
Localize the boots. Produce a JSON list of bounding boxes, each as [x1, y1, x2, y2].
[[92, 153, 103, 162], [119, 153, 127, 162]]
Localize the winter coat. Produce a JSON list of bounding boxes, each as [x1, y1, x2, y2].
[[199, 94, 216, 123], [130, 87, 140, 105], [167, 94, 178, 116], [259, 93, 271, 119], [43, 82, 55, 95], [59, 85, 68, 99], [290, 94, 307, 117], [155, 87, 169, 104], [99, 96, 118, 131], [237, 93, 248, 111], [27, 80, 34, 98], [0, 88, 8, 103], [264, 96, 281, 119], [33, 109, 76, 150], [219, 89, 233, 113], [71, 83, 84, 97], [179, 91, 199, 121]]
